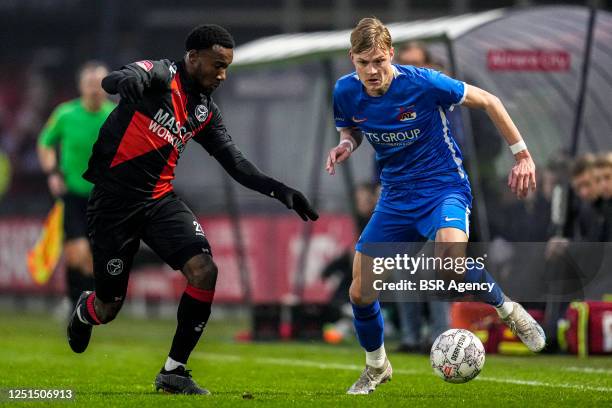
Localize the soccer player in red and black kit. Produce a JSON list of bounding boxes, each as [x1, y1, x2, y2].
[[66, 24, 318, 395]]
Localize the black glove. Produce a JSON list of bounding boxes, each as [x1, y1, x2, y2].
[[272, 185, 319, 221], [117, 76, 145, 104]]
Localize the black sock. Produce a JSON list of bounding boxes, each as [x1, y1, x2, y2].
[[81, 274, 96, 292], [168, 285, 214, 364], [66, 267, 86, 308]]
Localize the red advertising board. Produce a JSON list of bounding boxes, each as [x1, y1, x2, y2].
[[0, 214, 355, 304]]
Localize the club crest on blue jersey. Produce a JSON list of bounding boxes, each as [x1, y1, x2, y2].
[[397, 106, 417, 121]]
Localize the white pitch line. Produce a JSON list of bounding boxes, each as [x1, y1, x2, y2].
[[476, 377, 612, 393], [563, 367, 612, 375], [256, 356, 423, 375], [194, 352, 612, 392], [194, 352, 421, 375]]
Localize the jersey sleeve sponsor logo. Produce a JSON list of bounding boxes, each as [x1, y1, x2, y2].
[[135, 60, 154, 72], [195, 104, 209, 122], [352, 116, 368, 123]]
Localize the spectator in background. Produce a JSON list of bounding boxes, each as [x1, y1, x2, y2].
[[37, 61, 115, 310], [543, 152, 612, 352], [396, 41, 433, 67], [593, 152, 612, 201], [602, 152, 612, 196], [393, 42, 449, 354], [570, 153, 608, 241]]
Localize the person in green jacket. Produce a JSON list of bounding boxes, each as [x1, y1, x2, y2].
[[37, 61, 115, 309]]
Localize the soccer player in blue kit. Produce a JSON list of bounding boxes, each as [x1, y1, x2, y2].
[[326, 18, 546, 394]]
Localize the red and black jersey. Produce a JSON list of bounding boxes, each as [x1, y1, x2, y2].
[[84, 59, 232, 200]]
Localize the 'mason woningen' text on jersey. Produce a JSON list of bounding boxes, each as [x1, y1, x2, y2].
[[84, 59, 233, 200]]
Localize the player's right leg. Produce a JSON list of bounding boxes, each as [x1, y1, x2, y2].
[[67, 186, 141, 353], [346, 207, 418, 394], [347, 250, 392, 395]]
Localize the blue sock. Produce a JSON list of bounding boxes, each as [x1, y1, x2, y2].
[[352, 300, 384, 352], [464, 265, 504, 307]]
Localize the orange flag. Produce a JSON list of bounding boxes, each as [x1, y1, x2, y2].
[[27, 201, 64, 285]]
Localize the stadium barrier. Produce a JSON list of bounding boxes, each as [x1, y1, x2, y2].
[[0, 214, 354, 304]]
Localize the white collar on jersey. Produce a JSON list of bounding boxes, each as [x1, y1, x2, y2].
[[391, 65, 404, 78]]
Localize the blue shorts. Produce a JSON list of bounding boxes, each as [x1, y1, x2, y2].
[[356, 182, 472, 252]]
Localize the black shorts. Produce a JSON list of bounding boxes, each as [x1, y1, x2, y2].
[[87, 186, 211, 303], [63, 193, 89, 240]]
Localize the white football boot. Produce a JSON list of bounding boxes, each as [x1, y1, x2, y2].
[[500, 301, 546, 352], [346, 358, 392, 395]]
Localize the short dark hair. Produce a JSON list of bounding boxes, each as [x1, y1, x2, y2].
[[399, 41, 432, 65], [185, 24, 235, 51], [571, 153, 596, 178], [76, 60, 108, 83]]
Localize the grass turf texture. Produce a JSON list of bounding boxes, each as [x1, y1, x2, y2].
[[1, 310, 610, 407]]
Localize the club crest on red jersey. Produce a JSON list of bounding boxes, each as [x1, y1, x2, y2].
[[195, 105, 209, 122]]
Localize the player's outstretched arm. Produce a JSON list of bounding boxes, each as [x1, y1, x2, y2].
[[213, 144, 319, 221], [101, 60, 174, 104], [325, 127, 363, 175], [462, 84, 536, 199]]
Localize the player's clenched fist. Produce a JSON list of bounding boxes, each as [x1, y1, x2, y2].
[[117, 76, 145, 104], [326, 139, 353, 175]]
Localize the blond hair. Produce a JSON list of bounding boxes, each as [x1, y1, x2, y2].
[[350, 17, 392, 54]]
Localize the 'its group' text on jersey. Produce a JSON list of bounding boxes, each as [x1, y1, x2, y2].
[[39, 98, 115, 197], [84, 60, 232, 199], [333, 65, 469, 188]]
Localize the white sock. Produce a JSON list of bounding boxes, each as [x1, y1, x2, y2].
[[164, 356, 185, 372], [365, 344, 386, 368], [496, 301, 514, 319]]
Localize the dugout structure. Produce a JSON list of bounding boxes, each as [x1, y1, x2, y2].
[[179, 6, 612, 303]]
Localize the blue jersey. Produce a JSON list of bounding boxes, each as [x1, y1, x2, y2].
[[333, 65, 469, 188]]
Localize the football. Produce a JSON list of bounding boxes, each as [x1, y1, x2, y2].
[[430, 329, 486, 383]]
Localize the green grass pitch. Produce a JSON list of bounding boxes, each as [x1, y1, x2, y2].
[[1, 310, 611, 407]]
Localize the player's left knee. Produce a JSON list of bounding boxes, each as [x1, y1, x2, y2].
[[183, 254, 218, 290]]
